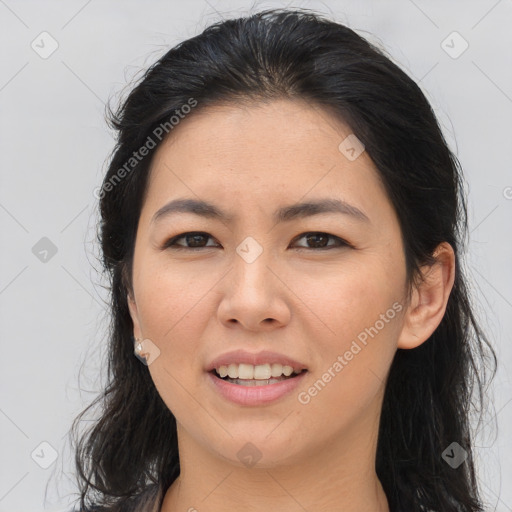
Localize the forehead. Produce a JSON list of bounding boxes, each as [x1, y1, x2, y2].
[[153, 98, 358, 169], [142, 99, 392, 227]]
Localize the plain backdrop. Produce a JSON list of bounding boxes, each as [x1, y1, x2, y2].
[[0, 1, 511, 511]]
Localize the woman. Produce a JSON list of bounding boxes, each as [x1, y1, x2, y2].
[[70, 8, 496, 512]]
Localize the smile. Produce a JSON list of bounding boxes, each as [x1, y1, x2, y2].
[[207, 367, 308, 405]]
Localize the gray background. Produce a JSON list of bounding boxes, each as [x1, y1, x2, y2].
[[0, 0, 511, 510]]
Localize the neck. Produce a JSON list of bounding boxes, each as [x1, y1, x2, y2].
[[161, 417, 389, 512]]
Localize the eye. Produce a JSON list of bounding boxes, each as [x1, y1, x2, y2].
[[163, 231, 351, 251], [290, 232, 351, 250], [163, 231, 219, 250]]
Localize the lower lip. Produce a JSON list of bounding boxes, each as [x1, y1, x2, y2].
[[207, 371, 308, 406]]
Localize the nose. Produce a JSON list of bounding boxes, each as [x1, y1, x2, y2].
[[216, 248, 292, 332]]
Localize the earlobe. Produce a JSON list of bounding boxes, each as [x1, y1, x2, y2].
[[397, 242, 456, 350]]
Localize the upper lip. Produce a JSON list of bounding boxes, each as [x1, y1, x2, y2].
[[206, 349, 308, 372]]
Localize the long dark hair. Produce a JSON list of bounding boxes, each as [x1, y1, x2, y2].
[[70, 8, 497, 511]]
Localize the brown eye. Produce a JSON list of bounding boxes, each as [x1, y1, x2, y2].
[[164, 232, 219, 249], [163, 231, 351, 251], [291, 232, 350, 250]]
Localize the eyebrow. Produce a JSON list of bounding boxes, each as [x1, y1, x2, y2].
[[151, 197, 370, 225]]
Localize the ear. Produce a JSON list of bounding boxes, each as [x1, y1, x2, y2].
[[397, 241, 456, 350], [127, 289, 142, 340]]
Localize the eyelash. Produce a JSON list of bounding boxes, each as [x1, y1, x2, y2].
[[162, 231, 353, 251]]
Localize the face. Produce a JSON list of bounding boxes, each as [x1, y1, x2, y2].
[[128, 98, 410, 468]]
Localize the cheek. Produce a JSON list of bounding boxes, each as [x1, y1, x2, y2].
[[136, 272, 208, 417], [135, 244, 403, 404], [135, 257, 214, 335], [298, 263, 402, 405], [296, 308, 399, 436], [133, 272, 211, 396], [308, 257, 401, 338]]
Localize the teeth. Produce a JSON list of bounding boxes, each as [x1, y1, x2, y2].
[[240, 363, 255, 379], [254, 364, 271, 379], [216, 363, 301, 379]]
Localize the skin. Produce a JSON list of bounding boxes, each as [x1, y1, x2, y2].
[[127, 98, 455, 512]]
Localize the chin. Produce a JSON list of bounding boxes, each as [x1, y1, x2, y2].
[[207, 434, 306, 470]]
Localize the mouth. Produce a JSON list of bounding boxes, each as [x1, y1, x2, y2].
[[209, 368, 308, 387], [207, 363, 309, 406], [205, 351, 309, 403]]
